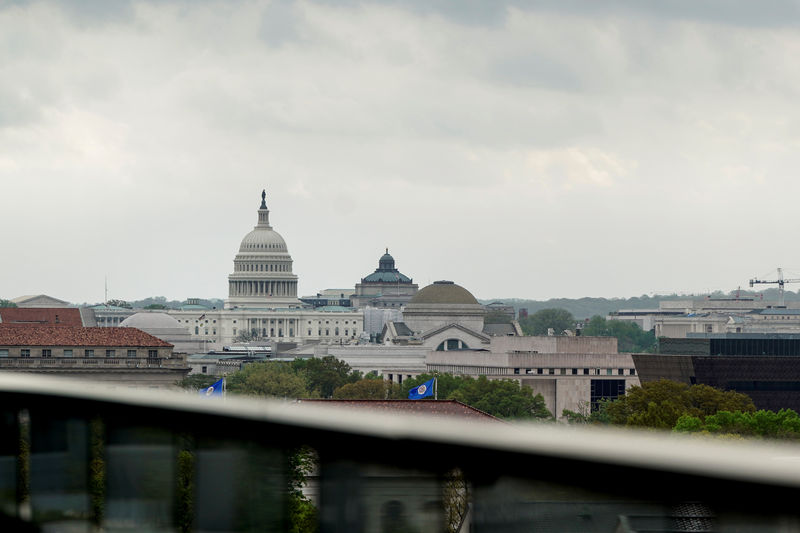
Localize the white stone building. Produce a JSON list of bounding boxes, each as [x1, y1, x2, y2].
[[167, 191, 363, 350]]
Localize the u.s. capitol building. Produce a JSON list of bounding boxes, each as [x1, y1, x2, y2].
[[168, 191, 363, 349]]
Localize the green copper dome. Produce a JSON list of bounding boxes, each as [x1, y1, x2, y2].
[[361, 249, 413, 283]]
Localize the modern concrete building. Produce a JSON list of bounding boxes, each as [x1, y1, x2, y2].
[[0, 324, 188, 388], [427, 336, 638, 418]]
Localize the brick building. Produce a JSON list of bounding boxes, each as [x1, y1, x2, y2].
[[0, 325, 188, 389]]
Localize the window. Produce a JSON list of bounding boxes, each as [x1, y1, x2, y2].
[[606, 369, 613, 375], [630, 369, 636, 376], [326, 329, 330, 336], [0, 350, 7, 357], [106, 350, 116, 357], [148, 350, 158, 358], [21, 349, 30, 358], [548, 368, 555, 375], [618, 369, 624, 375], [514, 368, 520, 375], [307, 329, 312, 336], [572, 368, 578, 375], [289, 329, 294, 337], [233, 328, 237, 335], [583, 368, 590, 375], [85, 349, 94, 357], [590, 379, 626, 411], [202, 366, 207, 374], [128, 350, 137, 357], [537, 368, 543, 375], [41, 349, 52, 357]]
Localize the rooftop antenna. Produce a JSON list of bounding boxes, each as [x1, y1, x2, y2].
[[104, 276, 108, 304]]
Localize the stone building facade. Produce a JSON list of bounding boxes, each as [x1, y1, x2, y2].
[[167, 191, 363, 350]]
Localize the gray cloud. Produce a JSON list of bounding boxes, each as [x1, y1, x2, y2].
[[2, 0, 800, 303]]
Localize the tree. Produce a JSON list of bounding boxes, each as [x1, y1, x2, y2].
[[450, 376, 552, 420], [401, 373, 552, 420], [226, 363, 312, 399], [332, 379, 401, 400], [292, 356, 361, 398], [0, 299, 17, 308], [106, 299, 132, 309], [144, 303, 169, 310], [602, 380, 755, 429], [518, 308, 575, 336], [288, 446, 318, 533], [402, 373, 465, 400], [581, 315, 656, 352], [675, 409, 800, 440], [176, 374, 219, 391]]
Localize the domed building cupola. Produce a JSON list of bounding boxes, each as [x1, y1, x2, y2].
[[224, 190, 300, 310], [351, 249, 419, 309], [378, 249, 395, 271]]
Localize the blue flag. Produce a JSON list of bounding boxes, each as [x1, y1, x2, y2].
[[199, 378, 224, 398], [408, 378, 434, 400]]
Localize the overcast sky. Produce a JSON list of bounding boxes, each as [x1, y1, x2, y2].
[[4, 0, 800, 304]]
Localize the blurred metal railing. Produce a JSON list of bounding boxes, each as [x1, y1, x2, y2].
[[0, 373, 799, 532]]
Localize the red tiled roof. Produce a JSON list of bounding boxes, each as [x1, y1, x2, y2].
[[298, 399, 503, 422], [0, 308, 83, 327], [0, 325, 172, 348]]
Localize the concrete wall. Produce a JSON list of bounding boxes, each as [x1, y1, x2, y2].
[[488, 335, 618, 354]]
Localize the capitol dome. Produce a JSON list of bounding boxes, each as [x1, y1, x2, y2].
[[409, 281, 479, 305], [238, 227, 288, 253], [225, 190, 300, 309]]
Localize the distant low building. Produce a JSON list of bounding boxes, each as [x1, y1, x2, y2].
[[0, 325, 188, 388], [11, 294, 70, 308], [483, 302, 516, 320]]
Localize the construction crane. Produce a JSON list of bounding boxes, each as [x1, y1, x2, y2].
[[749, 268, 800, 307]]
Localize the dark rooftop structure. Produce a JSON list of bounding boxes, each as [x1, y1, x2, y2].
[[297, 399, 502, 422], [661, 333, 800, 356], [0, 308, 84, 327]]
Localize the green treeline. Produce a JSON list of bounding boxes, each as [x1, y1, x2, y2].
[[565, 379, 800, 440], [518, 309, 656, 352], [184, 360, 554, 421]]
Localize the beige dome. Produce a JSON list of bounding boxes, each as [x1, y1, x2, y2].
[[409, 281, 478, 305], [120, 312, 182, 330]]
